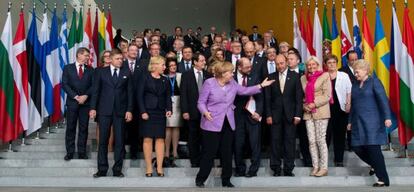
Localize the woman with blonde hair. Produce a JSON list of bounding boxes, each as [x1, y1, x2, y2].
[[137, 56, 172, 177], [300, 56, 332, 177], [348, 59, 392, 187]]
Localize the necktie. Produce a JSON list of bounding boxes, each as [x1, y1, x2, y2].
[[279, 72, 285, 93], [177, 52, 182, 62], [269, 62, 275, 74], [129, 62, 135, 73], [113, 68, 118, 81], [78, 65, 83, 79], [242, 75, 247, 87], [185, 61, 190, 71], [197, 71, 203, 92]]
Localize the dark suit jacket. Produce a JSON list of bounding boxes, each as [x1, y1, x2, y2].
[[250, 56, 265, 78], [233, 72, 263, 124], [136, 74, 172, 115], [340, 66, 357, 84], [62, 63, 94, 107], [260, 59, 273, 81], [265, 70, 303, 123], [225, 52, 245, 63], [207, 33, 217, 46], [178, 60, 193, 73], [248, 33, 263, 41], [167, 35, 179, 52], [90, 66, 134, 117], [180, 69, 209, 120], [139, 49, 150, 60]]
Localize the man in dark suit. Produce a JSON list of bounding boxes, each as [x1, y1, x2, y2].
[[167, 26, 183, 52], [248, 25, 262, 42], [180, 53, 209, 167], [134, 36, 150, 61], [233, 58, 263, 178], [340, 50, 358, 84], [184, 28, 197, 51], [244, 41, 264, 77], [207, 26, 217, 46], [178, 46, 193, 73], [62, 47, 94, 161], [254, 39, 266, 58], [225, 41, 243, 69], [287, 52, 312, 167], [340, 50, 358, 151], [90, 48, 134, 178], [142, 28, 152, 50], [265, 54, 303, 177], [261, 47, 277, 80], [264, 32, 278, 51]]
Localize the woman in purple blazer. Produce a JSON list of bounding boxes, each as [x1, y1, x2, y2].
[[195, 61, 274, 188]]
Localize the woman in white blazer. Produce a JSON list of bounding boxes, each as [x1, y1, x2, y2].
[[324, 55, 352, 167]]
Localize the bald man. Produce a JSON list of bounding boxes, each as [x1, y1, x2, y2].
[[244, 41, 265, 77]]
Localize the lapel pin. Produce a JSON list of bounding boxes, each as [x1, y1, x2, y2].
[[123, 76, 127, 79]]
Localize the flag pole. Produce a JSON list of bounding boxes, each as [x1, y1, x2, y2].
[[19, 2, 28, 146], [6, 2, 16, 153]]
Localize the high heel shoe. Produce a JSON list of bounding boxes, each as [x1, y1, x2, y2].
[[314, 169, 328, 177], [145, 173, 153, 177], [157, 172, 165, 177], [310, 168, 318, 176]]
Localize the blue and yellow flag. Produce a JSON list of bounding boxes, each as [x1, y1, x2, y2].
[[331, 6, 341, 68]]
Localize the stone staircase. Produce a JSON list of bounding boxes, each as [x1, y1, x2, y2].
[[0, 122, 413, 188]]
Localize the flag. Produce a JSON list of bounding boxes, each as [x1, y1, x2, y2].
[[105, 9, 114, 50], [68, 10, 77, 64], [58, 7, 69, 114], [76, 8, 84, 49], [26, 10, 43, 135], [12, 9, 29, 132], [305, 7, 315, 56], [341, 7, 353, 67], [313, 5, 323, 62], [298, 6, 310, 62], [374, 6, 397, 134], [391, 6, 414, 144], [331, 6, 341, 68], [84, 8, 97, 67], [49, 10, 62, 123], [98, 9, 106, 53], [322, 6, 331, 43], [353, 7, 362, 59], [39, 12, 53, 117], [0, 10, 21, 142], [362, 7, 374, 72], [92, 8, 100, 66]]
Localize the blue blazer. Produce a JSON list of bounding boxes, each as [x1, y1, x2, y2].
[[349, 76, 391, 146]]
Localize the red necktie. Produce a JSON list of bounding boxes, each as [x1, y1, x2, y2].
[[78, 65, 83, 79], [242, 75, 247, 87]]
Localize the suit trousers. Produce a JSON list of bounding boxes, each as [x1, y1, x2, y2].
[[353, 145, 389, 185], [188, 119, 202, 165], [306, 119, 329, 169], [65, 105, 89, 154], [297, 120, 312, 165], [269, 117, 297, 172], [234, 113, 261, 174], [196, 118, 234, 183], [97, 114, 125, 173], [126, 117, 140, 156]]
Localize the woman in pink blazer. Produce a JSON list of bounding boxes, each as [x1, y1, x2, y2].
[[195, 61, 274, 188]]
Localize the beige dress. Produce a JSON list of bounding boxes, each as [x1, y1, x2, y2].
[[167, 73, 183, 127]]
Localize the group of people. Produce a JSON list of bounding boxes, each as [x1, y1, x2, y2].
[[61, 25, 393, 188]]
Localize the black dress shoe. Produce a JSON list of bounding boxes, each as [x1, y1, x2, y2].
[[222, 181, 235, 188], [283, 171, 295, 177], [64, 153, 73, 161], [78, 154, 88, 159], [195, 181, 205, 188], [373, 182, 389, 187], [273, 171, 281, 177], [113, 172, 124, 178], [245, 172, 257, 178], [93, 172, 106, 178], [234, 172, 245, 177]]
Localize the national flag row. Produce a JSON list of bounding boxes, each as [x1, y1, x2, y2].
[[0, 3, 115, 143], [293, 1, 414, 145]]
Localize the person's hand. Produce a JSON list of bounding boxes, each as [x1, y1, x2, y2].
[[303, 105, 311, 112], [385, 119, 392, 128], [204, 112, 213, 121], [141, 113, 149, 120], [345, 103, 351, 113], [251, 112, 261, 122], [89, 110, 96, 119], [308, 103, 316, 109], [125, 112, 133, 122], [182, 113, 190, 120], [259, 77, 276, 88], [266, 117, 273, 125], [347, 123, 352, 131], [166, 111, 172, 118], [293, 117, 301, 125]]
